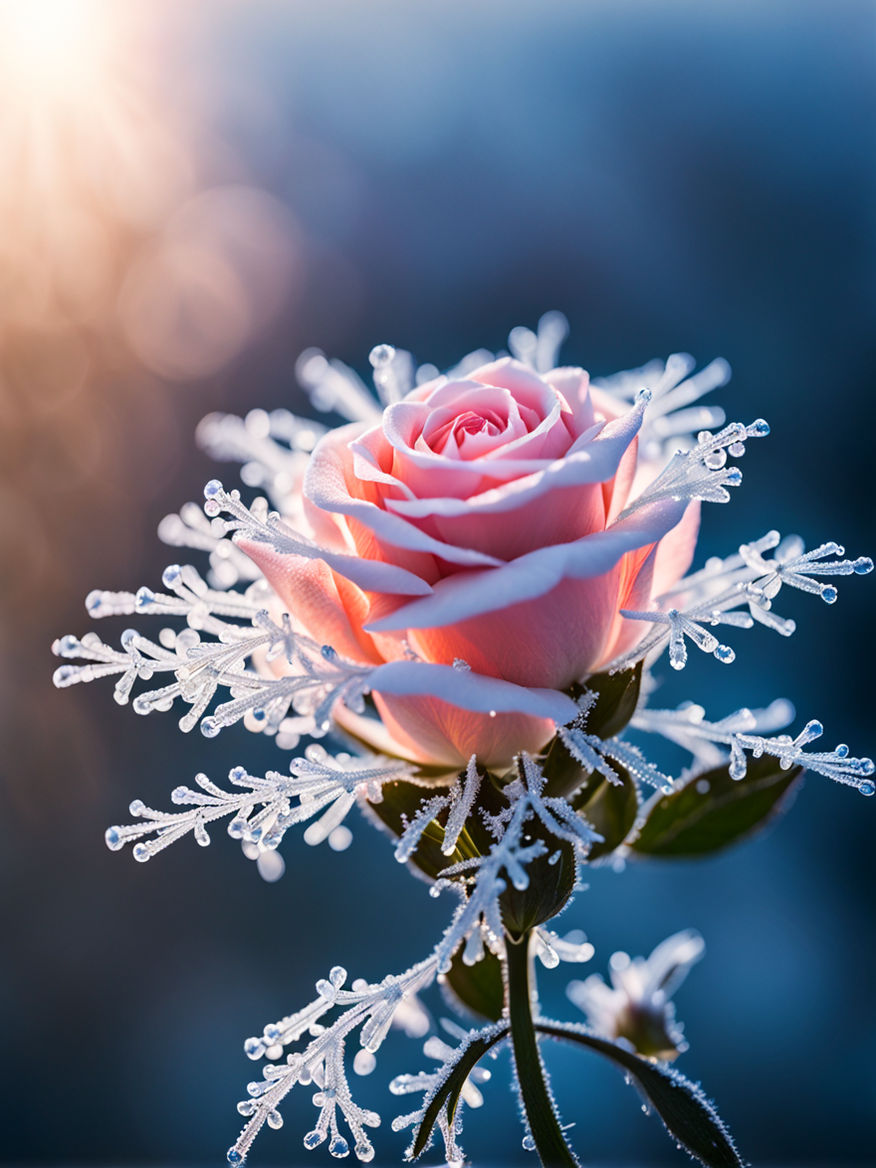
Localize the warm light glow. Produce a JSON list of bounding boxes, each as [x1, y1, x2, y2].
[[0, 0, 109, 92]]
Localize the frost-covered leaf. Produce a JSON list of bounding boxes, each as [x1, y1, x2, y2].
[[441, 947, 505, 1023], [407, 1026, 508, 1160], [572, 763, 639, 861], [538, 1022, 742, 1168], [363, 778, 463, 880], [581, 661, 644, 740], [630, 755, 804, 858]]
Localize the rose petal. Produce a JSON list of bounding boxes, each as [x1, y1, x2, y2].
[[305, 422, 505, 569], [367, 497, 689, 634]]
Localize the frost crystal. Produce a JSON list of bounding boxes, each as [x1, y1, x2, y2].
[[104, 748, 416, 866], [612, 530, 873, 674], [229, 955, 439, 1165]]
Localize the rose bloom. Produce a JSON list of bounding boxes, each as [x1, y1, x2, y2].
[[242, 358, 698, 769]]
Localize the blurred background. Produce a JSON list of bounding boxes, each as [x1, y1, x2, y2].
[[1, 0, 874, 1163]]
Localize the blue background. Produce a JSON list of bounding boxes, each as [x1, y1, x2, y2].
[[2, 1, 874, 1164]]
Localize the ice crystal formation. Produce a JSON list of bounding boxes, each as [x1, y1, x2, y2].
[[54, 313, 873, 1166]]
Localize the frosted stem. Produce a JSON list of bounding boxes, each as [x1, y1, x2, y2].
[[505, 934, 578, 1167]]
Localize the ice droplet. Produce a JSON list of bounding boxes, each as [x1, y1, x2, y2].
[[522, 1135, 536, 1152], [353, 1049, 377, 1076]]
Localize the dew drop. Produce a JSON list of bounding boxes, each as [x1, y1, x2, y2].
[[522, 1135, 536, 1152], [132, 842, 151, 863], [369, 344, 395, 368], [821, 585, 838, 604], [304, 1130, 325, 1150], [713, 644, 735, 664], [201, 717, 220, 738], [105, 827, 124, 851], [859, 780, 875, 797], [267, 1110, 284, 1130], [354, 1142, 375, 1162], [329, 1135, 350, 1158], [353, 1049, 377, 1076], [749, 418, 770, 436], [204, 479, 223, 499], [226, 1147, 245, 1166], [854, 557, 874, 575], [244, 1037, 264, 1060]]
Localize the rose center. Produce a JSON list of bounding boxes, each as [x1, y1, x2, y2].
[[453, 410, 502, 438]]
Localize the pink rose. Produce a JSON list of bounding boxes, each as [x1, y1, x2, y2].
[[241, 357, 699, 768]]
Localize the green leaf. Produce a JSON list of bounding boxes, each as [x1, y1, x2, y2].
[[499, 823, 577, 938], [542, 663, 644, 800], [572, 763, 640, 860], [630, 755, 804, 858], [363, 779, 461, 880], [537, 1023, 743, 1168], [409, 1026, 508, 1159], [441, 946, 505, 1022], [583, 660, 644, 739]]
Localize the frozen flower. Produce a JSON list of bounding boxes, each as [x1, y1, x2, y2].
[[567, 929, 705, 1060], [241, 354, 699, 768]]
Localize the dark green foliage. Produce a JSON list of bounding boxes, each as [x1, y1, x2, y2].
[[630, 755, 804, 858], [537, 1023, 743, 1168]]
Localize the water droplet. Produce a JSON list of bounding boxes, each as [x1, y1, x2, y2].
[[105, 827, 124, 851], [854, 557, 873, 575], [236, 1100, 256, 1117], [725, 467, 743, 486], [132, 842, 151, 863], [204, 479, 223, 499], [86, 590, 104, 613], [859, 780, 875, 797], [171, 786, 189, 804], [267, 1110, 284, 1130], [201, 717, 220, 738], [353, 1049, 377, 1076], [369, 344, 395, 368], [134, 586, 155, 611], [713, 644, 735, 664], [749, 418, 770, 436], [329, 1135, 350, 1158], [821, 585, 838, 604], [129, 799, 145, 816], [303, 1130, 325, 1150], [226, 1146, 245, 1165], [329, 965, 347, 988], [728, 441, 746, 458], [162, 564, 181, 588], [522, 1135, 536, 1152], [244, 1037, 264, 1060], [354, 1142, 375, 1162]]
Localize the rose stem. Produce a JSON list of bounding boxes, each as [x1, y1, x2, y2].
[[505, 931, 578, 1167]]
